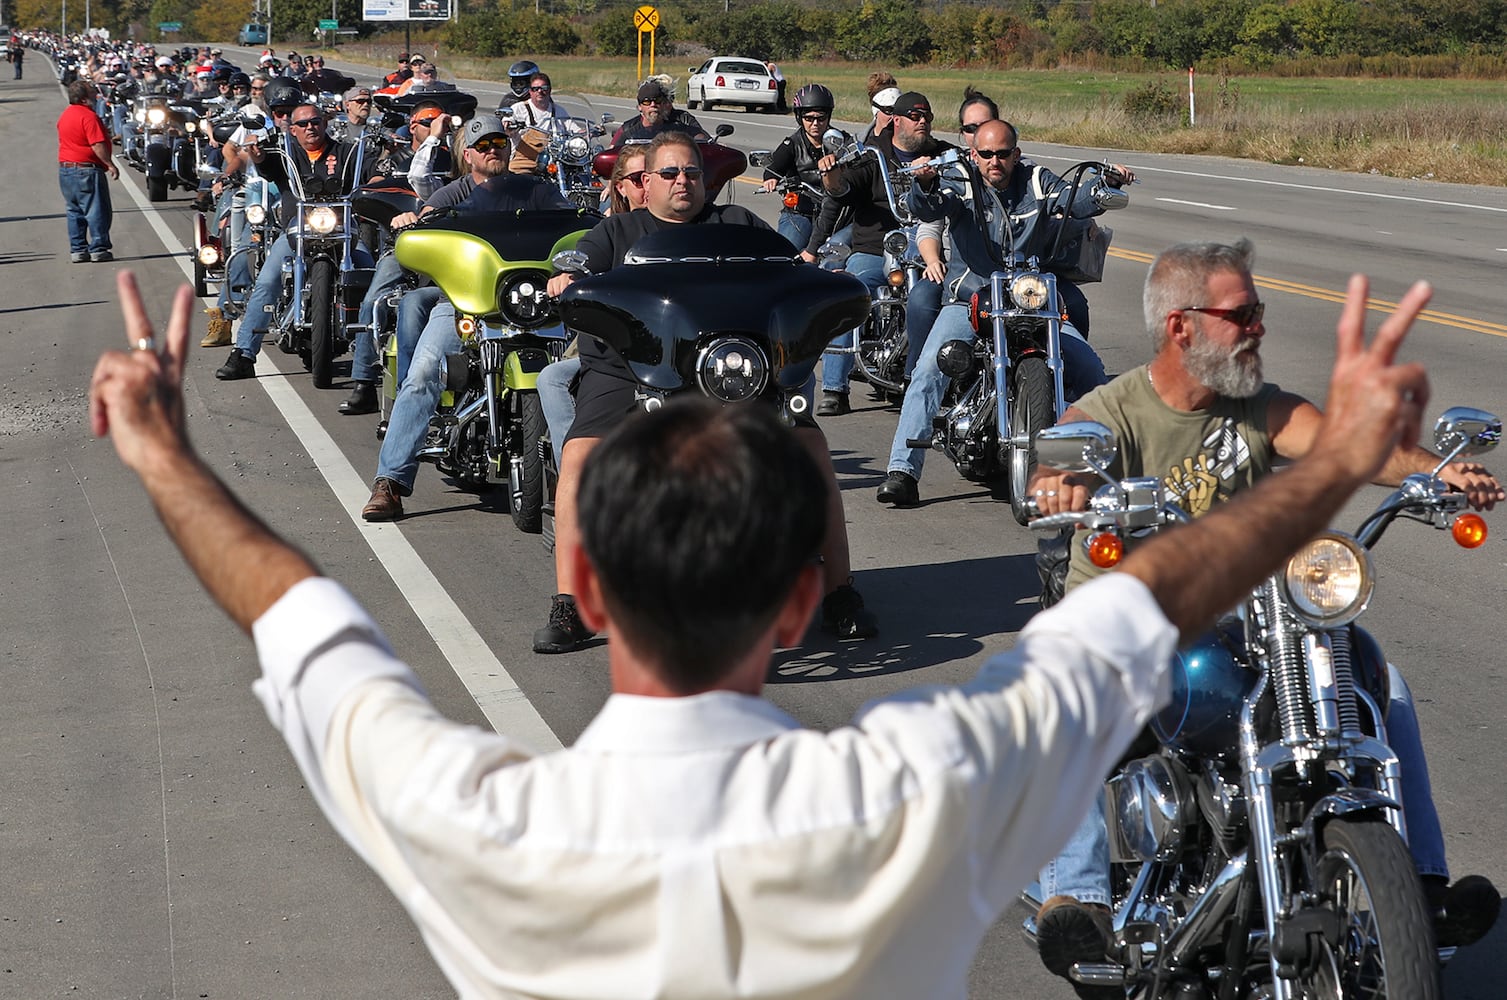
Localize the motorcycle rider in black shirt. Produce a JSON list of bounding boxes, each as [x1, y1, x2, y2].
[[759, 83, 849, 255]]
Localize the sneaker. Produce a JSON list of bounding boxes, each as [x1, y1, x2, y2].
[[875, 470, 920, 508], [201, 308, 232, 348], [70, 251, 88, 264], [816, 390, 851, 417], [214, 349, 256, 380], [1035, 895, 1113, 981], [361, 477, 404, 521], [533, 594, 594, 654], [821, 581, 878, 640], [339, 381, 379, 415], [90, 250, 114, 263], [1427, 874, 1501, 948]]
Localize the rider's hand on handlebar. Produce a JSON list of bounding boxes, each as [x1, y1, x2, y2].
[[909, 155, 937, 185], [390, 211, 420, 229], [1105, 163, 1136, 187], [546, 272, 577, 298], [1028, 468, 1093, 517], [1440, 461, 1506, 511], [760, 177, 778, 194]]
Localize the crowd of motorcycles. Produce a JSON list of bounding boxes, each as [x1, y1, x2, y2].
[[25, 29, 1504, 999]]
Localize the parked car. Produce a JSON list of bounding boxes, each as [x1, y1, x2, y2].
[[685, 57, 778, 113], [237, 23, 269, 45]]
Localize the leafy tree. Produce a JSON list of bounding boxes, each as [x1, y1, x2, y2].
[[834, 0, 930, 66], [1089, 0, 1159, 60]]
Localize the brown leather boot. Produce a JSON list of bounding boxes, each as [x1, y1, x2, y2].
[[201, 308, 232, 348], [361, 477, 404, 521]]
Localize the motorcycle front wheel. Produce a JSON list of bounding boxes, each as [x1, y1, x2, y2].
[[1008, 356, 1055, 526], [308, 259, 335, 389], [509, 392, 547, 534], [147, 175, 168, 202], [1302, 817, 1439, 1000]]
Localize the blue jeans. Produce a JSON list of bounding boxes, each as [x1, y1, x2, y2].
[[351, 253, 408, 384], [235, 232, 295, 358], [1040, 663, 1450, 905], [886, 303, 1107, 480], [58, 165, 112, 255], [375, 301, 458, 493], [391, 286, 444, 390], [538, 356, 581, 466], [904, 278, 943, 379], [216, 183, 261, 314], [777, 211, 813, 253], [821, 251, 885, 394]]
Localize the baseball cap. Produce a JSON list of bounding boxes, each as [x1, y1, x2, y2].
[[871, 87, 901, 113], [464, 114, 508, 144], [892, 91, 932, 114], [637, 79, 671, 103], [155, 55, 174, 68], [344, 85, 372, 100], [408, 54, 427, 65]]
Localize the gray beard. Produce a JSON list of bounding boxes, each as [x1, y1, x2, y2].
[[1185, 335, 1264, 398]]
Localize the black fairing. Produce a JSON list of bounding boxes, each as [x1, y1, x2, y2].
[[421, 207, 603, 262], [557, 225, 870, 393], [352, 179, 421, 227], [373, 91, 480, 126]]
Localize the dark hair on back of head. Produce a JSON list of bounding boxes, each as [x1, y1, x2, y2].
[[958, 85, 998, 125], [577, 400, 828, 692]]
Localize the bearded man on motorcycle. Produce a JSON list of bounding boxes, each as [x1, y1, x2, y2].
[[1027, 238, 1505, 987], [803, 91, 955, 416], [758, 83, 846, 254], [611, 78, 709, 144], [875, 119, 1126, 507], [215, 100, 377, 381], [535, 130, 877, 652]]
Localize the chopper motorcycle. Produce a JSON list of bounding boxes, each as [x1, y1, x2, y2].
[[1019, 407, 1501, 1000]]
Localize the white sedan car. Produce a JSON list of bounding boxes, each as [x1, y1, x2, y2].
[[685, 57, 779, 112]]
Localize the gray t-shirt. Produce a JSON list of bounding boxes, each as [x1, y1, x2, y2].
[[422, 174, 477, 212]]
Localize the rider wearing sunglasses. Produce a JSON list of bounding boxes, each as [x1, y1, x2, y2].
[[758, 83, 853, 255], [532, 130, 879, 655], [611, 78, 710, 145], [502, 70, 584, 174], [804, 91, 958, 416]]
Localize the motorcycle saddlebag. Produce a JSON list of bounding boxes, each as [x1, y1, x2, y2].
[[1047, 220, 1112, 285]]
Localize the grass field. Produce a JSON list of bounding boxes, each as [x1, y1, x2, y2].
[[337, 40, 1507, 185]]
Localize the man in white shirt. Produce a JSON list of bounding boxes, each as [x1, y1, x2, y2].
[[90, 268, 1435, 999]]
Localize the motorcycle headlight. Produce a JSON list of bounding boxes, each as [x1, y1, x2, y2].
[[883, 230, 909, 258], [1010, 273, 1050, 311], [245, 204, 267, 225], [197, 244, 221, 266], [563, 135, 590, 162], [147, 107, 166, 126], [935, 339, 976, 379], [498, 271, 552, 329], [695, 336, 769, 403], [304, 205, 339, 235], [1281, 531, 1373, 627], [133, 109, 146, 123], [184, 120, 197, 133]]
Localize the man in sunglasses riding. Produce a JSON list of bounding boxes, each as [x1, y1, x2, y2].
[[611, 78, 709, 144], [1025, 239, 1505, 985]]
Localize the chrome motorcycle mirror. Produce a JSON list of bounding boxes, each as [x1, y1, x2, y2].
[[1092, 184, 1130, 211], [821, 128, 846, 157], [1432, 406, 1500, 461], [1035, 421, 1119, 477], [551, 249, 590, 276], [747, 150, 773, 169]]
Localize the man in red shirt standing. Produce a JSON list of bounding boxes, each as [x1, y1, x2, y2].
[[57, 79, 119, 263]]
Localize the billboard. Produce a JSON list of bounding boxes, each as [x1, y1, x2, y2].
[[364, 0, 450, 22]]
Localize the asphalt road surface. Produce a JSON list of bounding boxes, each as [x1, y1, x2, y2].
[[3, 51, 1506, 999]]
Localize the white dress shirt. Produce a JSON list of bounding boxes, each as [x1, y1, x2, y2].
[[252, 573, 1175, 999]]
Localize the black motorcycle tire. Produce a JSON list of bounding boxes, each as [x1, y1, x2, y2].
[[147, 175, 168, 202], [509, 392, 547, 534], [1301, 817, 1440, 999], [193, 259, 209, 299], [1009, 356, 1055, 526], [308, 259, 336, 389]]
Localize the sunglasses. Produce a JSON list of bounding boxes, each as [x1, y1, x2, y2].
[[621, 170, 647, 186], [974, 147, 1018, 161], [410, 116, 440, 127], [471, 137, 506, 153], [530, 85, 551, 92], [901, 109, 934, 122], [290, 118, 323, 129], [799, 112, 830, 123], [270, 107, 294, 117], [959, 122, 982, 135], [639, 97, 669, 105], [650, 165, 703, 181], [1180, 302, 1266, 330], [348, 97, 370, 104]]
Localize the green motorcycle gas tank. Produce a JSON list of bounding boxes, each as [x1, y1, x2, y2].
[[393, 208, 596, 318]]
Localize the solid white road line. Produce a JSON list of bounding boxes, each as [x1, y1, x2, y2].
[[1155, 197, 1238, 211], [111, 157, 563, 750]]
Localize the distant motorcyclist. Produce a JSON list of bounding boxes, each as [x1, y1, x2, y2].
[[506, 59, 540, 104], [611, 78, 708, 144], [758, 83, 846, 254]]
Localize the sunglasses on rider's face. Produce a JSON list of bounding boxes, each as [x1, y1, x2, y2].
[[900, 109, 934, 123], [621, 170, 647, 186], [290, 117, 323, 129], [974, 147, 1018, 161], [348, 97, 370, 104], [471, 137, 506, 153], [959, 122, 982, 135], [650, 165, 703, 181], [530, 85, 551, 92], [799, 112, 830, 123], [271, 107, 294, 117], [1179, 301, 1266, 330], [251, 85, 266, 91]]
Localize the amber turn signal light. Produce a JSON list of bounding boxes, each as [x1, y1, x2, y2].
[[1086, 532, 1125, 568], [783, 191, 800, 209], [1453, 513, 1487, 548]]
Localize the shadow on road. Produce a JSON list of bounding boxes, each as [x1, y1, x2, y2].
[[0, 298, 108, 314]]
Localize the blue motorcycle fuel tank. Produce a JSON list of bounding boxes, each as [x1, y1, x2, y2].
[[1152, 619, 1256, 758]]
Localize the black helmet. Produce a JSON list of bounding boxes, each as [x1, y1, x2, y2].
[[229, 71, 251, 90], [262, 77, 302, 111], [792, 83, 834, 115], [507, 59, 540, 99]]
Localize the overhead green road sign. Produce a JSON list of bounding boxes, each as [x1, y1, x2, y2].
[[157, 21, 183, 31], [319, 19, 340, 29]]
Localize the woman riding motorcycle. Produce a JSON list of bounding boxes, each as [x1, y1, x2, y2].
[[759, 83, 846, 254]]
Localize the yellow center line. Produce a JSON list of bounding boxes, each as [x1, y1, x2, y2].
[[1109, 248, 1507, 339]]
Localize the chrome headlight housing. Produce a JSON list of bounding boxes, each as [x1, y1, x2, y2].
[[562, 134, 590, 163], [1009, 272, 1050, 311], [498, 271, 552, 329], [304, 205, 339, 235], [1280, 531, 1373, 627], [196, 244, 222, 266], [695, 336, 769, 403], [245, 203, 267, 225], [147, 107, 166, 126], [883, 230, 909, 258]]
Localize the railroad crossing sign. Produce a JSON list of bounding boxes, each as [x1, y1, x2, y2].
[[633, 5, 659, 32]]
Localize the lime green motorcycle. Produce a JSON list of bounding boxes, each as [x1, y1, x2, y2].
[[393, 208, 596, 533]]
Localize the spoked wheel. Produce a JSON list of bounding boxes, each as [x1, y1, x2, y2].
[[1008, 356, 1055, 526], [509, 392, 547, 534], [307, 259, 335, 389], [1300, 818, 1440, 1000]]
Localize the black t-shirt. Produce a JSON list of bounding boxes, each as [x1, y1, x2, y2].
[[457, 173, 574, 213], [575, 204, 769, 381], [611, 109, 707, 145]]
